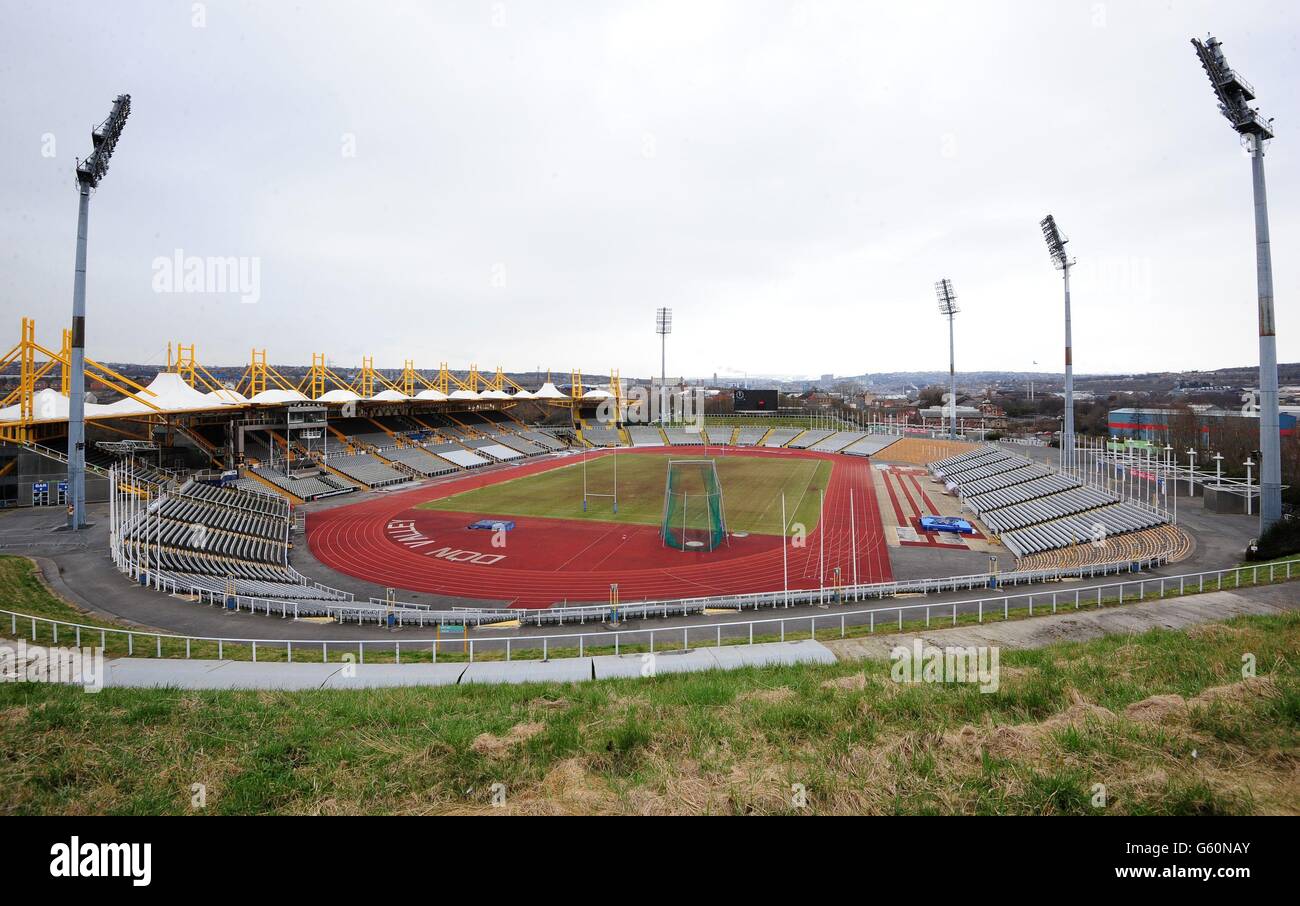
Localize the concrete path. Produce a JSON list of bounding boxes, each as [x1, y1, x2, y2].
[[824, 582, 1300, 661], [95, 639, 837, 690]]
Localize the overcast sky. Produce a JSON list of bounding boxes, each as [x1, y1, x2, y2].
[[2, 1, 1297, 382]]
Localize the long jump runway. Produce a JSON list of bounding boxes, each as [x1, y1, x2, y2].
[[307, 446, 891, 608]]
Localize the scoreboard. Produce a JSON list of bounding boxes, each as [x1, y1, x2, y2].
[[733, 389, 778, 412]]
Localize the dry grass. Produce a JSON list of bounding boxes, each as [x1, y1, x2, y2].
[[3, 608, 1298, 815]]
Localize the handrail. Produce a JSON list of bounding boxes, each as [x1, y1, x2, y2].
[[5, 558, 1295, 665]]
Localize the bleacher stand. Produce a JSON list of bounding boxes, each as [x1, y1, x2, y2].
[[251, 467, 358, 501], [762, 428, 801, 447], [929, 445, 1172, 562], [663, 427, 705, 446], [810, 431, 864, 452], [733, 426, 769, 447], [380, 446, 460, 477], [120, 480, 358, 614], [788, 429, 834, 449], [325, 452, 409, 488], [434, 446, 491, 469], [582, 425, 623, 446], [628, 426, 666, 447], [842, 435, 900, 457]]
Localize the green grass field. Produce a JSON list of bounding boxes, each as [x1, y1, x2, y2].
[[419, 453, 831, 535], [2, 555, 1299, 813]]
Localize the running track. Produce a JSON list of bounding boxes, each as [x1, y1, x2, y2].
[[307, 446, 891, 608]]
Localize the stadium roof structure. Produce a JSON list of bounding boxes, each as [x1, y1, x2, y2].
[[317, 388, 361, 403], [534, 382, 568, 399], [0, 318, 611, 443], [0, 371, 241, 424]]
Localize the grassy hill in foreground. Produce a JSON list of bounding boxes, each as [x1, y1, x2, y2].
[[1, 552, 1296, 814]]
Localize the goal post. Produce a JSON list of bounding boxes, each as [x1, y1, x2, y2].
[[581, 447, 618, 514], [661, 459, 727, 551]]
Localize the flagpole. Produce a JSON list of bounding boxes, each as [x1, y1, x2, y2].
[[781, 493, 789, 608], [818, 488, 825, 605], [850, 486, 858, 594]]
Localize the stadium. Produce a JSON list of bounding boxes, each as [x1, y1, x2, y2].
[[0, 328, 1205, 640], [1, 4, 1297, 835]]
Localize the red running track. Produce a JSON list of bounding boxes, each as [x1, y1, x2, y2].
[[307, 446, 892, 608]]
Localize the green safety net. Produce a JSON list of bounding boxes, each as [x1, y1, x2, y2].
[[661, 460, 727, 552]]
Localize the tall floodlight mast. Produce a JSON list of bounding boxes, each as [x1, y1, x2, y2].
[[1040, 214, 1075, 471], [655, 307, 672, 427], [934, 279, 960, 439], [1191, 34, 1280, 532], [66, 94, 131, 530]]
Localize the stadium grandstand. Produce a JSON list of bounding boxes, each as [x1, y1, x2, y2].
[[929, 445, 1181, 562]]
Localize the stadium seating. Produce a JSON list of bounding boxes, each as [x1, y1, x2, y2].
[[664, 427, 705, 446], [842, 435, 901, 457], [628, 425, 666, 447], [930, 444, 1174, 563], [761, 428, 801, 447], [436, 447, 491, 469], [379, 445, 460, 477], [250, 466, 358, 501], [520, 430, 565, 450], [489, 433, 547, 456], [733, 426, 769, 446], [119, 480, 357, 612], [704, 425, 737, 444], [582, 425, 623, 446], [809, 431, 865, 452], [788, 429, 834, 449], [324, 452, 410, 488], [1015, 524, 1193, 571]]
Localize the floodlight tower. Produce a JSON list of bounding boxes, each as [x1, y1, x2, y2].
[[1040, 214, 1075, 471], [66, 94, 131, 530], [1191, 34, 1281, 531], [934, 279, 959, 439], [656, 307, 672, 426]]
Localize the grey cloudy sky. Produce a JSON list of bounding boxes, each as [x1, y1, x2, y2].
[[1, 1, 1297, 381]]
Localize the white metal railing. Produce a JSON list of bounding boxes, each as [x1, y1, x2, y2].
[[5, 558, 1295, 666]]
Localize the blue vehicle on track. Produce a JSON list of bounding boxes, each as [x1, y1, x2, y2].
[[919, 515, 974, 535]]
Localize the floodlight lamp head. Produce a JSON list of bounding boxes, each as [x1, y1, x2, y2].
[[655, 307, 672, 335], [76, 93, 131, 188], [934, 278, 959, 317], [1039, 214, 1073, 270], [1190, 36, 1273, 140]]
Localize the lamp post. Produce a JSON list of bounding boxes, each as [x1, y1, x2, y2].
[[934, 278, 959, 440], [1244, 457, 1255, 516], [65, 94, 131, 530], [1192, 35, 1281, 531], [655, 308, 672, 427], [1040, 214, 1076, 473]]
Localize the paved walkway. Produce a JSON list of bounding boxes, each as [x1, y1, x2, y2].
[[97, 640, 837, 690], [824, 582, 1300, 661], [15, 582, 1292, 691]]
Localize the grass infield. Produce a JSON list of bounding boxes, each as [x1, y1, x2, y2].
[[418, 452, 832, 535]]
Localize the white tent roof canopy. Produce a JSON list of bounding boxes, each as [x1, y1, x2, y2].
[[533, 382, 568, 399], [317, 388, 361, 403]]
